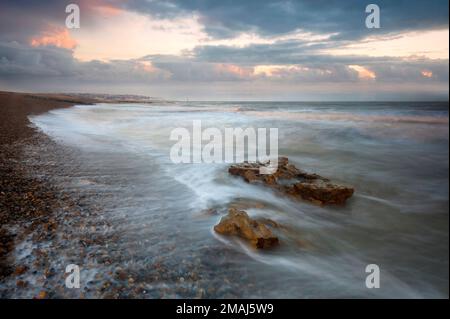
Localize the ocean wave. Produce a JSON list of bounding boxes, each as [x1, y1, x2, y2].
[[240, 110, 449, 124]]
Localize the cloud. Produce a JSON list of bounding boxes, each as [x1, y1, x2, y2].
[[30, 26, 77, 50], [0, 42, 169, 81], [124, 0, 449, 40], [0, 0, 125, 44], [422, 70, 433, 78], [0, 0, 448, 100], [0, 41, 77, 76], [2, 40, 446, 87], [348, 65, 376, 79]]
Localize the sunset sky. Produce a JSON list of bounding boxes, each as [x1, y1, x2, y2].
[[0, 0, 448, 100]]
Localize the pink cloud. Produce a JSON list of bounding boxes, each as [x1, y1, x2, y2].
[[91, 2, 125, 17], [214, 64, 253, 78], [30, 26, 77, 49], [348, 65, 376, 80], [421, 70, 433, 78]]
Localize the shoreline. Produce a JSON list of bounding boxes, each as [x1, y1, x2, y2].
[[0, 92, 93, 292], [0, 91, 96, 295], [0, 91, 163, 298]]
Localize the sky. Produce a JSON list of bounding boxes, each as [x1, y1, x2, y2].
[[0, 0, 448, 100]]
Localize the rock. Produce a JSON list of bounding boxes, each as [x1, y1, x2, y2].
[[278, 156, 289, 167], [13, 265, 28, 276], [196, 288, 205, 299], [244, 169, 261, 183], [288, 180, 355, 205], [16, 280, 28, 288], [214, 208, 279, 249], [229, 165, 258, 178], [115, 267, 127, 281], [262, 174, 277, 185], [35, 290, 47, 299], [228, 157, 354, 205]]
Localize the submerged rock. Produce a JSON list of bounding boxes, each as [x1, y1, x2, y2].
[[228, 157, 354, 205], [214, 208, 279, 249], [286, 179, 354, 205]]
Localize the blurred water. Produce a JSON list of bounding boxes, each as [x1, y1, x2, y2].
[[29, 101, 449, 298]]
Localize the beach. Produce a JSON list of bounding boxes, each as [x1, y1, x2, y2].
[[0, 92, 97, 295], [0, 93, 448, 298], [0, 92, 150, 297]]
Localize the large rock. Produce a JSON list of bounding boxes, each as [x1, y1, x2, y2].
[[228, 157, 354, 205], [214, 208, 279, 249], [286, 180, 354, 205]]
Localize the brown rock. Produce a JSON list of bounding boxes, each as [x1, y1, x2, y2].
[[214, 208, 279, 249], [115, 267, 128, 281], [13, 265, 28, 276], [16, 280, 28, 288], [228, 157, 354, 205], [289, 180, 354, 205], [35, 291, 47, 299], [278, 156, 289, 167], [263, 174, 277, 185], [243, 170, 258, 183]]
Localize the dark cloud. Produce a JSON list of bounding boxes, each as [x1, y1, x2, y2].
[[1, 0, 448, 44], [125, 0, 449, 39], [0, 0, 123, 43], [0, 42, 169, 82], [0, 41, 77, 76]]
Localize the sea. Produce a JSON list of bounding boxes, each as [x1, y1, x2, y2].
[[28, 101, 449, 298]]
